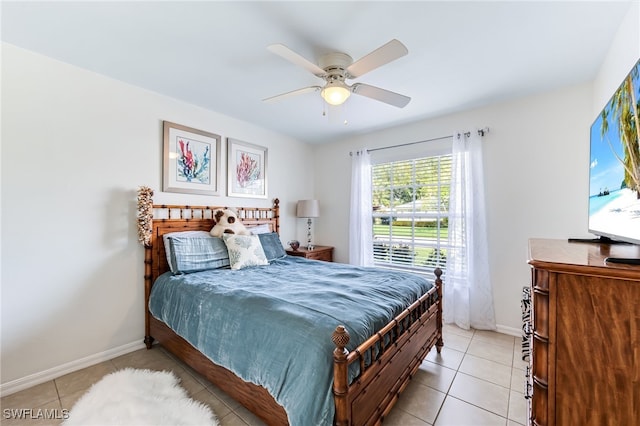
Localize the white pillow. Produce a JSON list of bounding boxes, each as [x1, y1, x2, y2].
[[248, 223, 273, 235], [222, 234, 269, 270]]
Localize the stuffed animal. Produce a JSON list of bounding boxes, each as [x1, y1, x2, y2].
[[210, 209, 251, 237]]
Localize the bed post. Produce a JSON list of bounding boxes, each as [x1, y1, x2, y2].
[[144, 243, 154, 349], [273, 198, 280, 234], [435, 267, 444, 353], [332, 325, 350, 426], [137, 186, 155, 350]]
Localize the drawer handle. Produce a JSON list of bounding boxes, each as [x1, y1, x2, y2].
[[532, 331, 548, 343], [533, 376, 548, 388]]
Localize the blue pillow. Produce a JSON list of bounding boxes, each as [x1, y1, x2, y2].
[[162, 231, 210, 270], [165, 232, 230, 274], [258, 232, 287, 262]]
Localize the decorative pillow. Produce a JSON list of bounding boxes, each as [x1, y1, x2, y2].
[[248, 223, 273, 235], [163, 231, 230, 274], [222, 234, 269, 270], [258, 232, 287, 262]]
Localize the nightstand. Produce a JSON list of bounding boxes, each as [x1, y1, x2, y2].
[[286, 246, 334, 262]]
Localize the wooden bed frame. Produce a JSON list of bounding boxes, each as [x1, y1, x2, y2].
[[141, 198, 443, 426]]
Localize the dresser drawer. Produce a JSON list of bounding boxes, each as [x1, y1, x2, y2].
[[305, 250, 332, 262]]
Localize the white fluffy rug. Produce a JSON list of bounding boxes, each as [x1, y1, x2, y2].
[[63, 368, 218, 426]]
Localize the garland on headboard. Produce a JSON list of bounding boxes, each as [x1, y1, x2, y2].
[[137, 186, 154, 246]]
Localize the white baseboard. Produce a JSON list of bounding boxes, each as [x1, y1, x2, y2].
[[496, 324, 522, 337], [0, 340, 146, 397]]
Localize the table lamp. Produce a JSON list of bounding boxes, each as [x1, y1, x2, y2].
[[296, 200, 319, 250]]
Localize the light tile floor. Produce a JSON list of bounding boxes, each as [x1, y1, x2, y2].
[[1, 325, 529, 425]]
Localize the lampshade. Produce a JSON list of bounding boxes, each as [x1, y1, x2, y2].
[[321, 82, 351, 106], [296, 199, 319, 218]]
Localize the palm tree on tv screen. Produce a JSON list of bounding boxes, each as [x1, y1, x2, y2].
[[601, 60, 640, 199]]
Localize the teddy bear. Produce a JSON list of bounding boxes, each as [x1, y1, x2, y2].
[[209, 209, 251, 237]]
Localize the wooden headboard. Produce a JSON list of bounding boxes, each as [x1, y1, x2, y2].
[[141, 199, 280, 341], [146, 200, 280, 281]]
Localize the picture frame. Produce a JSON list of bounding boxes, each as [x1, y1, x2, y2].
[[163, 121, 221, 196], [227, 138, 268, 198]]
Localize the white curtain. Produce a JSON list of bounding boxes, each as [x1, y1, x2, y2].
[[444, 132, 496, 330], [349, 149, 374, 266]]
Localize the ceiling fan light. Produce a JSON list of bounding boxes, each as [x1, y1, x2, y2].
[[321, 84, 351, 106]]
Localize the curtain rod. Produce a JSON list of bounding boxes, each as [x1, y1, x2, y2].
[[367, 134, 453, 153], [351, 127, 489, 156]]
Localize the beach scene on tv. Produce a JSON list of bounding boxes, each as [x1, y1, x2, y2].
[[589, 58, 640, 244]]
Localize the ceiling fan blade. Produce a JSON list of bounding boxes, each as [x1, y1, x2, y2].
[[262, 86, 321, 103], [352, 83, 411, 108], [267, 44, 326, 77], [346, 39, 408, 78]]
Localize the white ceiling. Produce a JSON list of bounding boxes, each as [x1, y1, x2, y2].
[[1, 1, 632, 144]]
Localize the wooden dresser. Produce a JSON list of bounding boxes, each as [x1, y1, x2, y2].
[[286, 245, 334, 262], [527, 239, 640, 426]]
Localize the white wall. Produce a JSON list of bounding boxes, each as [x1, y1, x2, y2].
[[313, 1, 640, 335], [0, 43, 314, 390], [593, 1, 640, 114]]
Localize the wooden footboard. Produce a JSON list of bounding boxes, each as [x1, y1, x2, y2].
[[333, 269, 443, 426]]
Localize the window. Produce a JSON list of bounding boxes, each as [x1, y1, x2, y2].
[[372, 154, 451, 273]]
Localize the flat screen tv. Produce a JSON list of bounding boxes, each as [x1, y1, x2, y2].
[[588, 58, 640, 248]]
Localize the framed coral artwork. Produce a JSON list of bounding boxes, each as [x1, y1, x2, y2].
[[227, 138, 268, 198], [163, 121, 222, 196]]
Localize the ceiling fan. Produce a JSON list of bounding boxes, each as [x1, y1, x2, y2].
[[263, 39, 411, 108]]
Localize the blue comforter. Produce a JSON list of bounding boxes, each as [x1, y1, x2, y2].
[[149, 256, 434, 426]]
